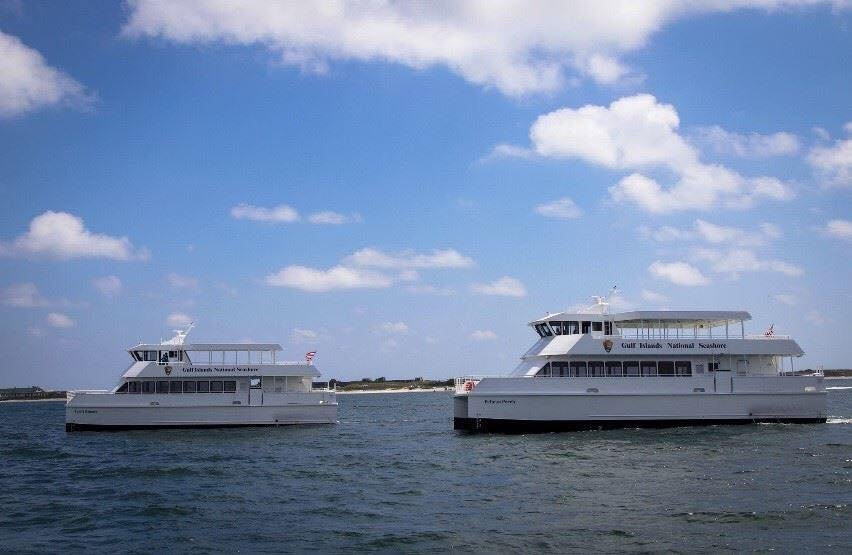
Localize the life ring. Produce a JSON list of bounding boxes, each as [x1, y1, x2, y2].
[[464, 380, 475, 391]]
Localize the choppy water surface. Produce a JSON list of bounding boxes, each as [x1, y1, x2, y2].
[[2, 382, 851, 553]]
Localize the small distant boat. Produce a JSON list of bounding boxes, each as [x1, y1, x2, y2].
[[454, 291, 827, 433], [66, 324, 336, 431]]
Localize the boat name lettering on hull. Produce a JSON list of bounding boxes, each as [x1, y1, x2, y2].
[[484, 399, 516, 405]]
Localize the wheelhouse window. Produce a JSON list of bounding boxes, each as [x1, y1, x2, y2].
[[589, 361, 605, 376], [550, 321, 563, 335], [641, 361, 657, 376], [156, 381, 169, 394], [606, 361, 622, 376], [592, 322, 603, 332], [210, 380, 224, 393], [581, 321, 591, 334], [183, 380, 197, 393], [141, 381, 156, 394], [565, 321, 579, 334], [224, 380, 236, 393], [197, 381, 210, 393], [116, 382, 128, 393], [675, 361, 693, 376], [570, 361, 588, 377], [624, 361, 640, 377], [604, 321, 613, 335], [658, 361, 675, 376], [169, 380, 182, 393]]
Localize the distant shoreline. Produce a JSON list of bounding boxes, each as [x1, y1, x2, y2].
[[0, 397, 66, 404], [335, 387, 450, 395]]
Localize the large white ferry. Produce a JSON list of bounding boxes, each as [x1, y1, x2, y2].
[[454, 296, 827, 433], [66, 325, 336, 431]]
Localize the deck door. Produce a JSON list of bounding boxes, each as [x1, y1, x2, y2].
[[715, 370, 732, 394]]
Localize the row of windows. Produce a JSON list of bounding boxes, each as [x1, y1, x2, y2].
[[116, 380, 237, 394], [132, 350, 187, 363], [536, 360, 693, 377], [535, 321, 613, 338]]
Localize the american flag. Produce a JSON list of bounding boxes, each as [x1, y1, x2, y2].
[[305, 351, 316, 363]]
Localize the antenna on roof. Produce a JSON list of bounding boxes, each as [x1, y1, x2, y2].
[[164, 322, 194, 345], [587, 285, 617, 315]]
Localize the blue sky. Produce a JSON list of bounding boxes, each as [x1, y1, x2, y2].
[[0, 1, 850, 388]]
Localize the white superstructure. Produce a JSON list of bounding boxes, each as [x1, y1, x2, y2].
[[454, 296, 826, 432], [66, 325, 336, 431]]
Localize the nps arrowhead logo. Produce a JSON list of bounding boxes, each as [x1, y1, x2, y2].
[[602, 339, 613, 353]]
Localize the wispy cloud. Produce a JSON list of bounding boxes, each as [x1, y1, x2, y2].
[[693, 126, 799, 158], [535, 197, 582, 219], [807, 123, 851, 188], [167, 273, 199, 291], [470, 329, 498, 341], [471, 276, 527, 298], [345, 248, 474, 269], [649, 261, 710, 286], [92, 275, 122, 298], [166, 312, 193, 327], [265, 265, 393, 292], [821, 218, 852, 241], [308, 211, 362, 225], [46, 312, 75, 328], [230, 203, 299, 223]]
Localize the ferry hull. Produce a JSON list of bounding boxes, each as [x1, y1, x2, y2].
[[65, 403, 337, 432]]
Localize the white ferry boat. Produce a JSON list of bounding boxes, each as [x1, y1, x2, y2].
[[66, 325, 336, 431], [454, 296, 827, 433]]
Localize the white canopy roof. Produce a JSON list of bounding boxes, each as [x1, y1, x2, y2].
[[130, 343, 283, 352], [531, 310, 751, 327]]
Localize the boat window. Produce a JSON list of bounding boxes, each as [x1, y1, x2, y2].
[[565, 321, 579, 334], [141, 381, 156, 394], [159, 351, 168, 363], [676, 361, 692, 376], [116, 382, 128, 393], [169, 380, 182, 393], [128, 381, 141, 394], [589, 361, 605, 376], [210, 380, 224, 393], [197, 381, 210, 393], [541, 324, 552, 337], [570, 361, 587, 377], [250, 377, 262, 389], [534, 324, 544, 338], [592, 322, 602, 332], [131, 351, 141, 361], [641, 361, 657, 376], [624, 361, 640, 377], [156, 381, 169, 394], [550, 321, 563, 335], [581, 321, 591, 334], [140, 350, 158, 361], [183, 380, 197, 393], [604, 321, 613, 335], [224, 380, 236, 393], [552, 361, 568, 377], [658, 361, 675, 376], [606, 361, 622, 377], [168, 351, 178, 359]]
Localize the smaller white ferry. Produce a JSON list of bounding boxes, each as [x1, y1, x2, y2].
[[66, 324, 336, 431], [454, 292, 827, 433]]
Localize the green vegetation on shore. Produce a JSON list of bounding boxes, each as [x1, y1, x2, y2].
[[330, 377, 453, 392]]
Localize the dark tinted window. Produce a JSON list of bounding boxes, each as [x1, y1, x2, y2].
[[592, 321, 602, 332], [156, 381, 169, 393], [550, 321, 562, 335], [589, 361, 605, 376], [606, 361, 622, 376], [565, 321, 579, 334], [658, 361, 675, 376], [128, 381, 141, 393], [641, 361, 657, 376], [197, 381, 210, 393], [116, 382, 128, 393], [141, 381, 155, 394], [581, 321, 591, 334], [210, 380, 223, 393], [224, 380, 236, 393], [675, 361, 692, 376], [624, 361, 640, 376], [183, 380, 197, 393], [570, 361, 587, 377], [604, 321, 613, 335], [170, 380, 182, 393]]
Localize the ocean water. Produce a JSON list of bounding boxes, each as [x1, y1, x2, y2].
[[1, 383, 850, 553]]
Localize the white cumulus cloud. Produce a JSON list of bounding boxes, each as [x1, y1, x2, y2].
[[822, 219, 852, 241], [535, 197, 582, 219], [265, 265, 393, 292], [230, 203, 299, 223], [808, 125, 852, 187], [345, 248, 474, 269], [0, 211, 148, 261], [518, 94, 794, 213], [92, 275, 122, 298], [471, 276, 527, 297], [46, 312, 74, 328], [0, 30, 91, 117], [122, 1, 838, 96], [649, 261, 709, 286]]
